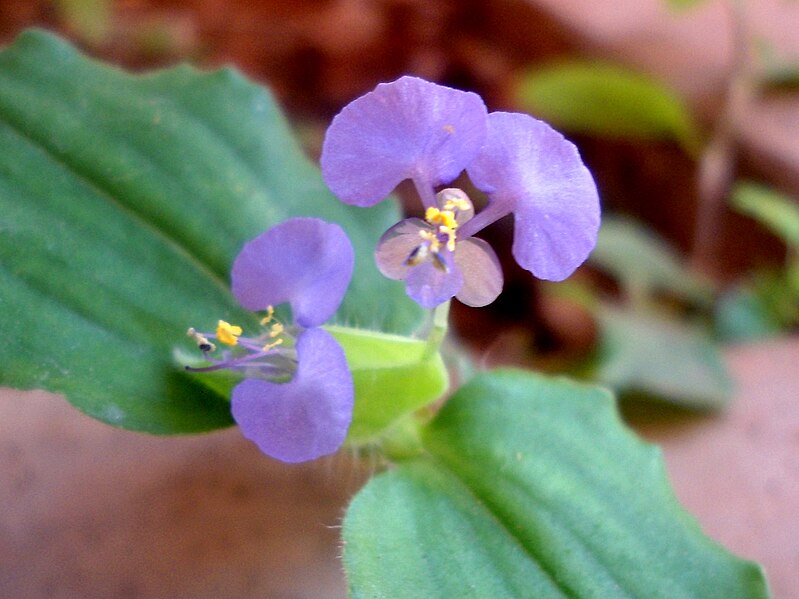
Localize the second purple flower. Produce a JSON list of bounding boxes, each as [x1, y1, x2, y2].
[[321, 76, 600, 309]]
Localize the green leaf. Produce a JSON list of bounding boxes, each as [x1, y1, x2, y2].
[[344, 371, 769, 598], [594, 307, 732, 409], [715, 284, 782, 342], [731, 181, 799, 250], [591, 215, 713, 305], [715, 268, 799, 340], [329, 326, 448, 443], [517, 61, 702, 154], [0, 30, 421, 433]]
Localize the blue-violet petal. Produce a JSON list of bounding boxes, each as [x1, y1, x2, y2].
[[231, 217, 354, 327], [230, 328, 353, 463], [467, 112, 600, 281], [321, 76, 488, 207]]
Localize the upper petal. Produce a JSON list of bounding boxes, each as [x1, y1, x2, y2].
[[231, 328, 353, 463], [467, 112, 600, 281], [453, 238, 503, 307], [321, 76, 488, 207], [231, 218, 354, 327]]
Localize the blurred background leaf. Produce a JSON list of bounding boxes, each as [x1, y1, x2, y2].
[[53, 0, 112, 45], [731, 181, 799, 251], [590, 215, 714, 306], [516, 60, 702, 155], [715, 283, 784, 342], [594, 307, 732, 409], [573, 216, 731, 409]]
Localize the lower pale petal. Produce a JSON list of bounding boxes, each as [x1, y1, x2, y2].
[[405, 259, 463, 309], [454, 238, 503, 307], [374, 218, 428, 280], [231, 328, 353, 463]]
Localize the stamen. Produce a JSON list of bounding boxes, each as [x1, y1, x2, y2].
[[405, 243, 428, 266], [187, 327, 216, 353], [184, 348, 282, 374], [216, 320, 243, 346], [262, 338, 284, 351], [437, 188, 474, 217], [260, 305, 275, 325], [432, 252, 449, 272], [185, 310, 295, 381], [439, 225, 456, 252], [417, 229, 442, 254]]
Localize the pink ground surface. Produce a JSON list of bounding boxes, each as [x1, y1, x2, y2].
[[1, 338, 797, 598]]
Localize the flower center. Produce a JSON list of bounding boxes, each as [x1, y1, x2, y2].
[[405, 188, 473, 272], [185, 306, 295, 379]]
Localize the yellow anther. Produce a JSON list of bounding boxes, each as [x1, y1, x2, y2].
[[260, 305, 275, 325], [269, 322, 284, 338], [216, 320, 243, 346], [425, 207, 458, 230], [425, 206, 441, 222], [262, 338, 284, 351]]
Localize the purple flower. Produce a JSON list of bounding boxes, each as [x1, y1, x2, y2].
[[321, 76, 600, 308], [186, 218, 354, 463]]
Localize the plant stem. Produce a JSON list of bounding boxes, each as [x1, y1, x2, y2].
[[691, 0, 756, 274], [380, 413, 426, 462], [424, 300, 450, 357]]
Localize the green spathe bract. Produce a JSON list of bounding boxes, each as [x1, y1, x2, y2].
[[0, 29, 425, 433], [328, 326, 448, 442], [344, 370, 769, 598]]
